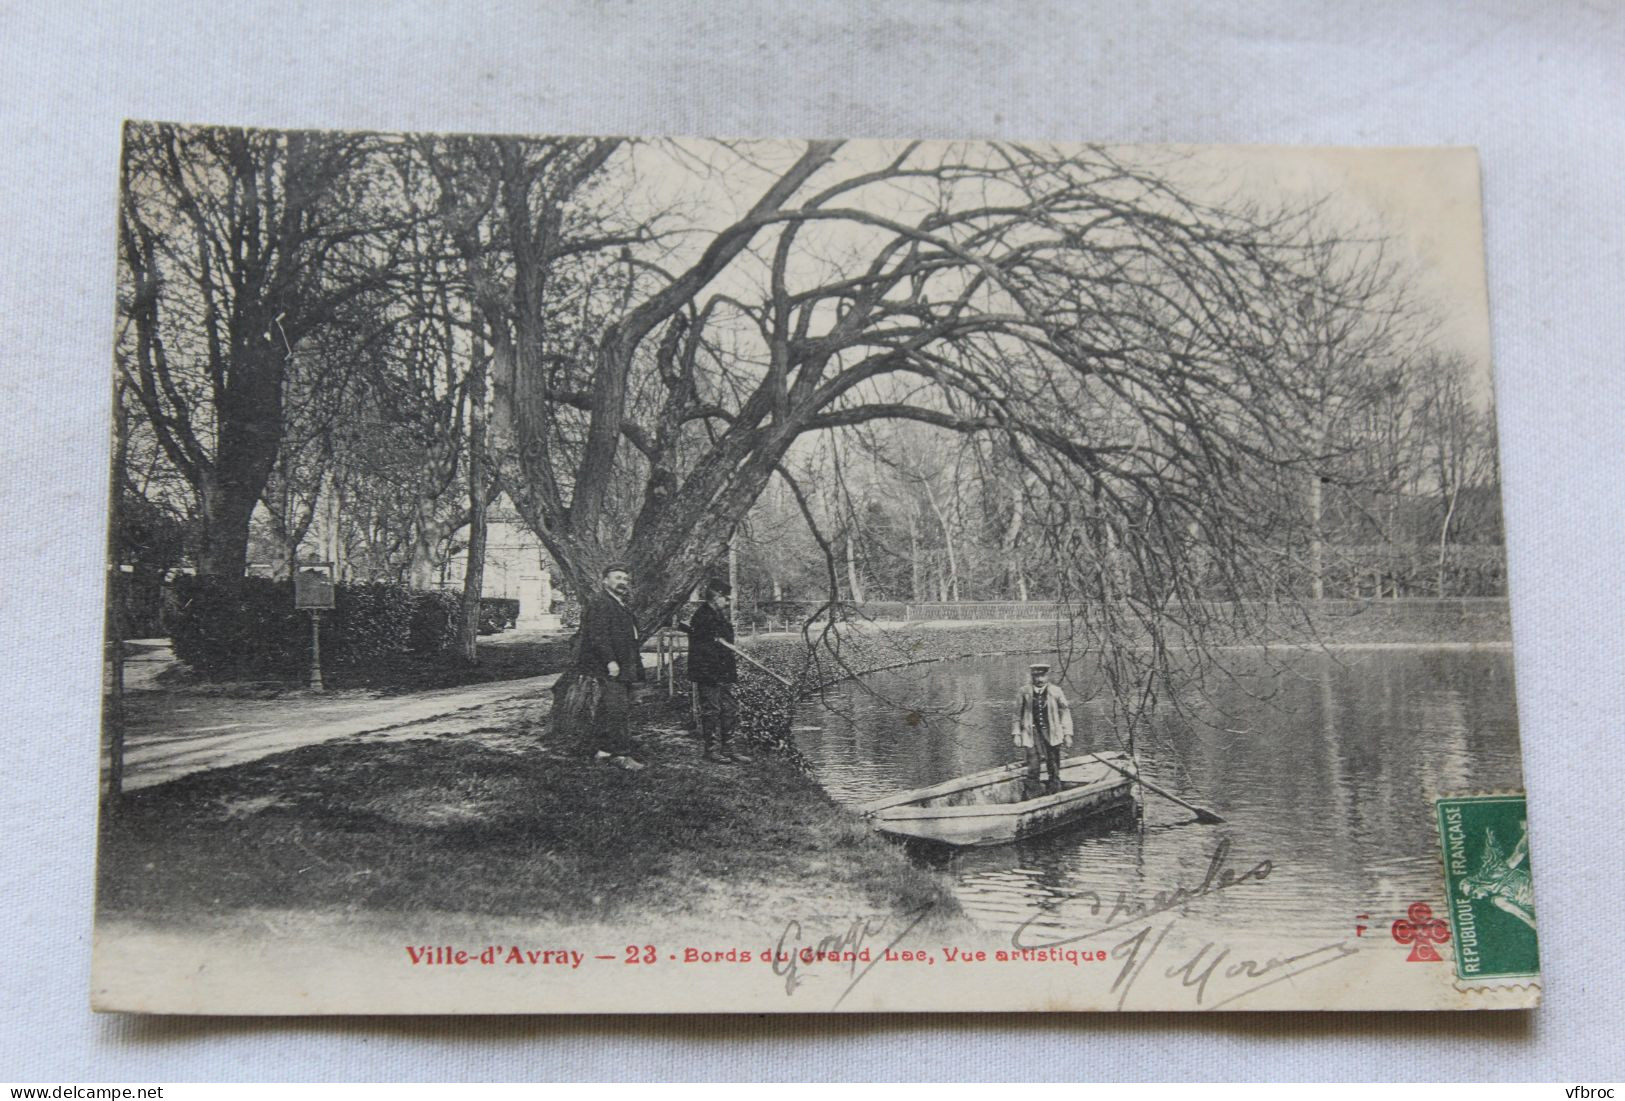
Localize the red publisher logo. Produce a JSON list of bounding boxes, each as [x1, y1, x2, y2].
[[1391, 902, 1451, 961]]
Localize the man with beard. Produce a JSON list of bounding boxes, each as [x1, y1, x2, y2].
[[576, 562, 646, 771]]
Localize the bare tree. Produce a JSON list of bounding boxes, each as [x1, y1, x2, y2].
[[119, 130, 1463, 730], [117, 123, 406, 579], [1415, 352, 1498, 597], [1283, 230, 1424, 600], [418, 138, 1423, 729]]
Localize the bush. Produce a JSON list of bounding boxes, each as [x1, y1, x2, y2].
[[410, 589, 462, 654], [169, 575, 462, 677], [169, 576, 303, 675], [325, 582, 420, 667]]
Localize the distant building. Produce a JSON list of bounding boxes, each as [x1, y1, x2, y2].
[[442, 503, 562, 629]]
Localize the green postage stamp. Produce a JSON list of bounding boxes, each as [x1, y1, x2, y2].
[[1435, 794, 1540, 985]]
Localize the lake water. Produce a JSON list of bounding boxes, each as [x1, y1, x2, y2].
[[792, 646, 1525, 943]]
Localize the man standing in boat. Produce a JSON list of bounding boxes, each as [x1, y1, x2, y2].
[[1013, 663, 1074, 794], [680, 579, 750, 764]]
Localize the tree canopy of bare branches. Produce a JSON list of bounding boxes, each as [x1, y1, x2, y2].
[[114, 127, 1502, 701]]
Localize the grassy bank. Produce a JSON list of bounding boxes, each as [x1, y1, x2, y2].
[[97, 694, 966, 934]]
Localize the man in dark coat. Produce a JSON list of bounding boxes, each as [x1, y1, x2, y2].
[[576, 562, 646, 770], [682, 579, 748, 763]]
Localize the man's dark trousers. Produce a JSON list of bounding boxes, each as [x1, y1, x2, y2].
[[695, 682, 738, 753], [593, 679, 637, 757], [1040, 740, 1063, 793]]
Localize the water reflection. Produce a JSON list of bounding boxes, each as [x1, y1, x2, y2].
[[794, 647, 1523, 939]]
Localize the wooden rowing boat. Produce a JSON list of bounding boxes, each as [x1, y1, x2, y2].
[[859, 752, 1138, 847]]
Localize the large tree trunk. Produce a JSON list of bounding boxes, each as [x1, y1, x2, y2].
[[540, 449, 790, 743], [197, 345, 284, 579], [196, 477, 259, 579], [407, 511, 469, 589], [407, 546, 438, 589]]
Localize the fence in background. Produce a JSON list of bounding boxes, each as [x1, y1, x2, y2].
[[710, 595, 1510, 631]]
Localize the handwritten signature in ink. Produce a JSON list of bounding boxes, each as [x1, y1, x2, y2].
[[1012, 839, 1275, 950], [771, 902, 936, 1007], [1108, 921, 1361, 1009]]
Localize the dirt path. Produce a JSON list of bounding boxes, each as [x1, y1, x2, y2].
[[116, 624, 679, 791], [119, 675, 562, 791]]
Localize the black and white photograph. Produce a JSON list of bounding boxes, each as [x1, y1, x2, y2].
[[94, 125, 1532, 1013]]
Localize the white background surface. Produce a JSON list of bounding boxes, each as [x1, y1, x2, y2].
[[2, 0, 1621, 1082]]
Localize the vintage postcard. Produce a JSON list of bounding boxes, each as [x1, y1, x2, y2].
[[95, 124, 1536, 1013]]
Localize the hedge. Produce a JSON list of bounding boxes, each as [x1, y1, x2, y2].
[[411, 589, 462, 653], [169, 576, 463, 676]]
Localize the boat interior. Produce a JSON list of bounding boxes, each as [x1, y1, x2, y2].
[[914, 776, 1086, 808]]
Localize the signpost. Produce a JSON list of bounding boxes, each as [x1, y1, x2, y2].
[[293, 561, 336, 691]]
